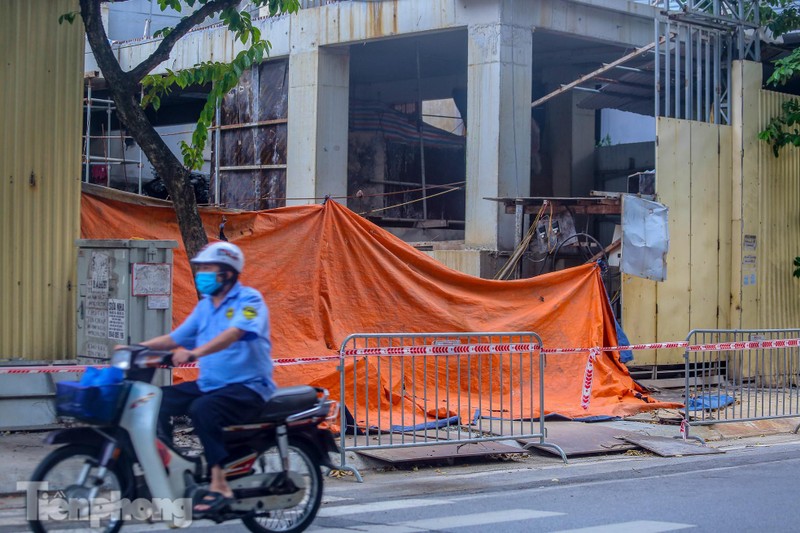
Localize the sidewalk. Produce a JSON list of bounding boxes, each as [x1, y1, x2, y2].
[[2, 416, 799, 495]]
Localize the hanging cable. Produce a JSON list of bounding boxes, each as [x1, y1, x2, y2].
[[358, 185, 464, 216], [494, 201, 549, 280]]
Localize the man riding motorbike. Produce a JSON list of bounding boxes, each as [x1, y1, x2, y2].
[[137, 241, 275, 516]]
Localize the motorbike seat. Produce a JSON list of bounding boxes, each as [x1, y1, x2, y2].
[[254, 386, 319, 423]]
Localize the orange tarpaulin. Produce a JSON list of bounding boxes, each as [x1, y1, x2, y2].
[[81, 190, 679, 423]]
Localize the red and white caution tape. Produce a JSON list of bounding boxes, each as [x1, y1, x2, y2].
[[0, 355, 340, 374], [0, 365, 98, 374], [580, 348, 600, 410], [688, 338, 800, 352], [340, 343, 538, 357], [4, 337, 800, 375], [543, 341, 689, 355]]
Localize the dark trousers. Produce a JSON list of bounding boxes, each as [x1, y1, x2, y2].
[[158, 381, 265, 470]]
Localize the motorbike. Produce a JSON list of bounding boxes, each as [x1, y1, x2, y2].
[[27, 345, 339, 533]]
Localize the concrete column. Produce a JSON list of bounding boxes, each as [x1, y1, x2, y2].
[[465, 19, 533, 250], [286, 47, 350, 205], [544, 81, 596, 198]]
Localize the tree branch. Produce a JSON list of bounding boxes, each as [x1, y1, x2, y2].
[[129, 0, 241, 82], [80, 0, 137, 93]]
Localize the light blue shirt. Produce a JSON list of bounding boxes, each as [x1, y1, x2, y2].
[[170, 282, 275, 402]]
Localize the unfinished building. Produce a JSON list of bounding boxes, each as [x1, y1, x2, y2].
[[76, 0, 800, 368]]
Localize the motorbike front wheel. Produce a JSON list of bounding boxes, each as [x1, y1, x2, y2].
[[241, 439, 324, 533], [27, 443, 133, 533]]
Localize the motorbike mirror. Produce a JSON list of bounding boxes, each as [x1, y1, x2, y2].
[[111, 348, 133, 371]]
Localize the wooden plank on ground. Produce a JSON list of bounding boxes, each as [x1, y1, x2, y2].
[[355, 441, 526, 464], [522, 422, 636, 456], [640, 374, 723, 389], [470, 418, 545, 437], [621, 434, 723, 456]]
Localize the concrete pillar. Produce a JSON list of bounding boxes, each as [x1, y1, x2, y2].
[[465, 18, 533, 251], [286, 47, 350, 205], [545, 85, 596, 198]]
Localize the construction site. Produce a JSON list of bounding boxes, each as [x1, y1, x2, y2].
[[4, 0, 800, 464]]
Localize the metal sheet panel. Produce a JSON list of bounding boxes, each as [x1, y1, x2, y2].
[[758, 90, 800, 328], [621, 195, 669, 281], [0, 0, 84, 360]]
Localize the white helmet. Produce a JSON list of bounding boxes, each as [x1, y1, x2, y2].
[[190, 242, 244, 273]]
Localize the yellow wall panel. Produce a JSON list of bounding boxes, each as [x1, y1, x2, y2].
[[655, 117, 692, 363], [689, 121, 721, 331], [717, 126, 733, 329], [730, 61, 763, 328], [0, 0, 83, 360], [627, 119, 732, 366], [621, 274, 657, 364]]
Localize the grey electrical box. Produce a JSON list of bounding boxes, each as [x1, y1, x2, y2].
[[76, 239, 178, 361]]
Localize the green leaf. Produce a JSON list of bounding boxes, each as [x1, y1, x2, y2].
[[153, 27, 173, 39], [58, 11, 79, 25]]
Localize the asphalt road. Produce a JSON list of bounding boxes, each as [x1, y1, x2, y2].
[[3, 437, 800, 532]]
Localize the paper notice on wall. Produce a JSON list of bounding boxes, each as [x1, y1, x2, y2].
[[147, 295, 170, 310], [85, 342, 109, 360], [107, 299, 126, 341], [132, 263, 172, 296], [90, 252, 110, 293], [86, 308, 108, 338], [87, 293, 108, 310], [744, 234, 757, 251]]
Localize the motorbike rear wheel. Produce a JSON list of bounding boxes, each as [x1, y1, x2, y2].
[[28, 443, 133, 533], [241, 439, 324, 533]]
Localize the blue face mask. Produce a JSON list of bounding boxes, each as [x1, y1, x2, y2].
[[195, 271, 222, 295]]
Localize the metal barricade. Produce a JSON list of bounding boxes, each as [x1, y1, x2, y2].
[[335, 332, 566, 482], [682, 329, 800, 442]]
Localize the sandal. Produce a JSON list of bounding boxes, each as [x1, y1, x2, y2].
[[192, 490, 232, 516]]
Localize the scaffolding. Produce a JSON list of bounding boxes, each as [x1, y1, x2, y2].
[[83, 83, 144, 193], [654, 0, 760, 125]]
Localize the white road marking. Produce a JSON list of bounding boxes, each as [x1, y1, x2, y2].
[[317, 498, 452, 517], [552, 520, 695, 533], [314, 509, 564, 532], [400, 509, 564, 530]]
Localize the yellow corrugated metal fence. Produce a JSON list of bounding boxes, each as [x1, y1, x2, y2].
[[758, 90, 800, 328], [0, 0, 84, 360]]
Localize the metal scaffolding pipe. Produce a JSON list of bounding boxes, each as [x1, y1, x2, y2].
[[84, 97, 116, 105], [85, 155, 139, 163], [138, 88, 144, 195], [214, 93, 221, 205], [218, 164, 286, 171], [416, 42, 427, 221], [84, 84, 92, 183]]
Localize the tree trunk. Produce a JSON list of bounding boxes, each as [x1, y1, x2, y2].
[[80, 0, 208, 263]]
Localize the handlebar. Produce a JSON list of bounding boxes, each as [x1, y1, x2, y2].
[[113, 345, 196, 369]]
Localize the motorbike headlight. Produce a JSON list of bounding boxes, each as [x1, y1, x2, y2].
[[325, 400, 340, 422], [111, 349, 132, 371]]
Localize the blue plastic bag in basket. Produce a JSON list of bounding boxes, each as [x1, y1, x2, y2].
[[80, 366, 123, 387]]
